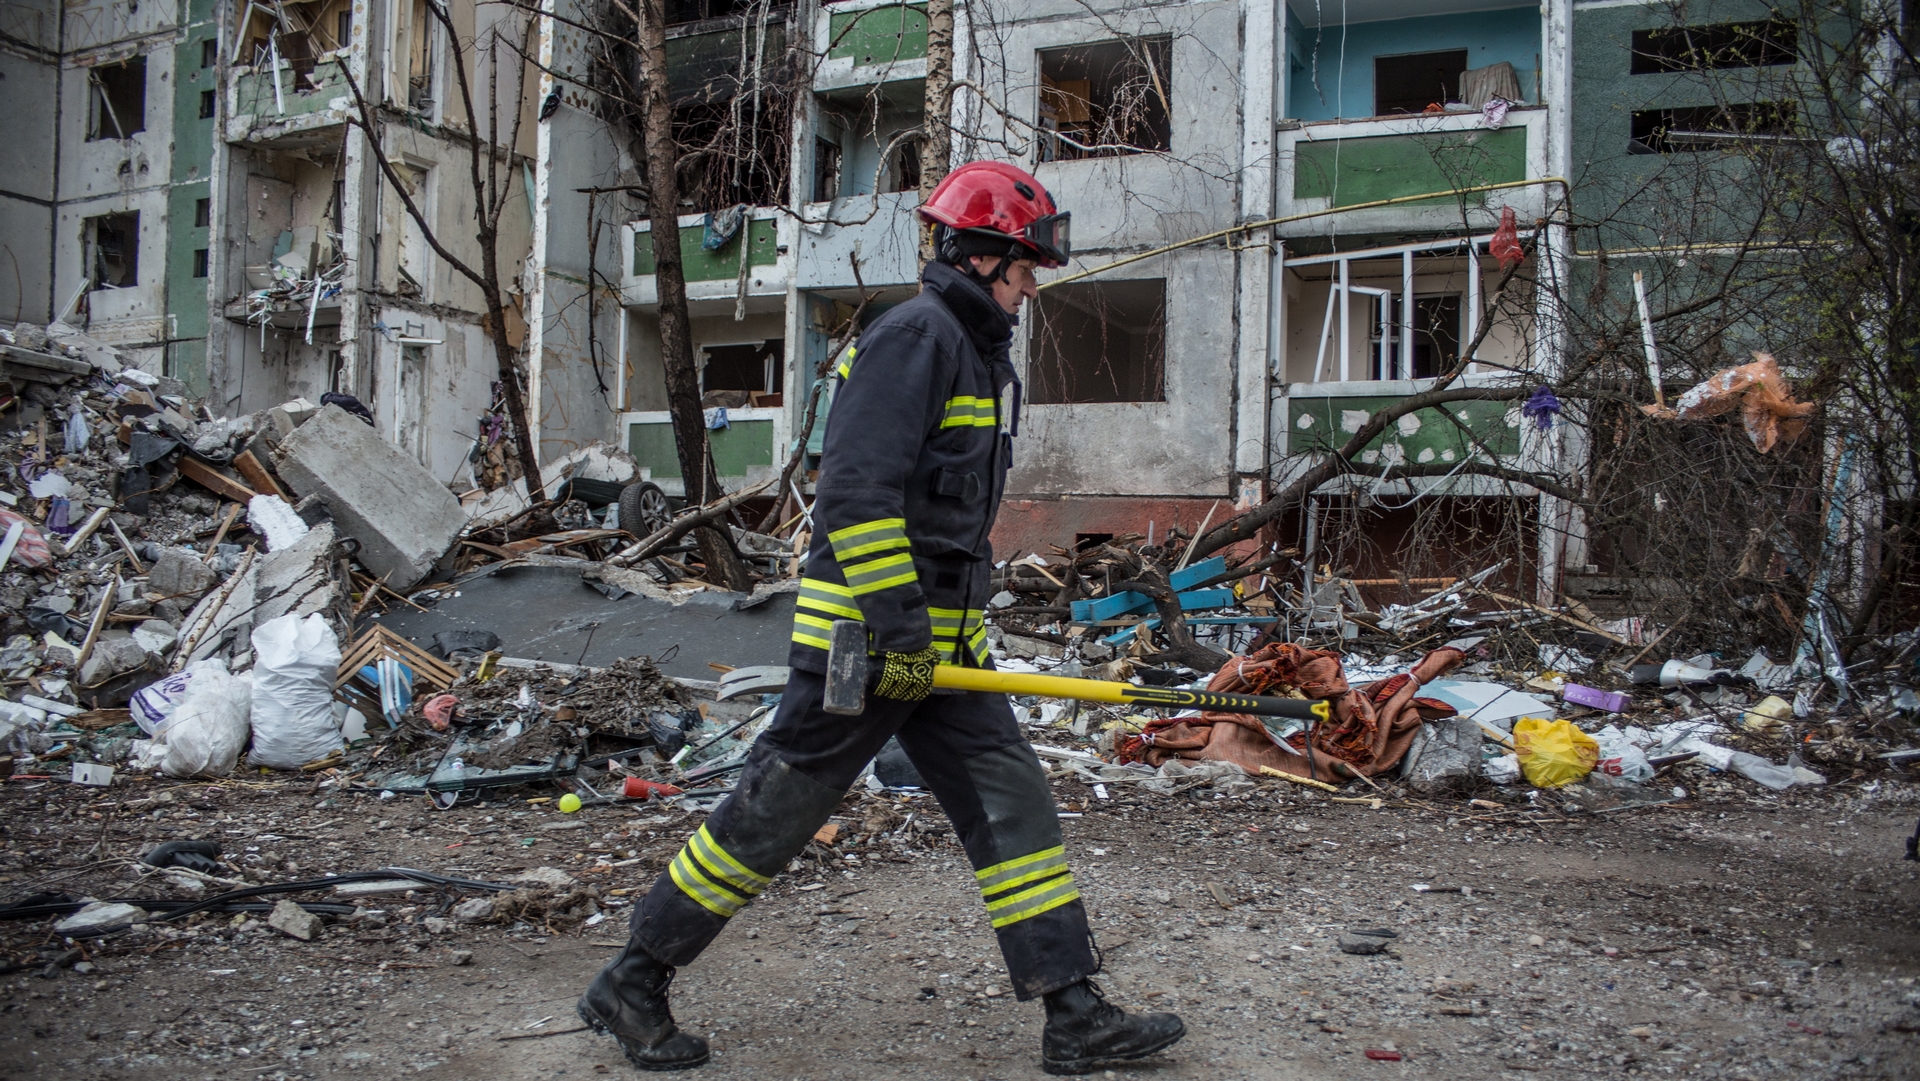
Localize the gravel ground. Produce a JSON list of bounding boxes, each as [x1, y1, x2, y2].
[[2, 771, 1918, 1081]]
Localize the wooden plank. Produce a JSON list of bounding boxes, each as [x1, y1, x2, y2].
[[232, 450, 290, 500], [1169, 555, 1227, 591], [175, 456, 258, 503]]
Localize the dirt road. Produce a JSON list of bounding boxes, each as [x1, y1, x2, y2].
[[2, 774, 1917, 1080]]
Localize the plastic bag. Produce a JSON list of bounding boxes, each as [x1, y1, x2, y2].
[[249, 613, 343, 769], [130, 669, 195, 737], [1512, 717, 1599, 788], [157, 660, 252, 777], [1592, 724, 1655, 783]]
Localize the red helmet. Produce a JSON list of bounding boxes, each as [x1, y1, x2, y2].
[[918, 161, 1071, 268]]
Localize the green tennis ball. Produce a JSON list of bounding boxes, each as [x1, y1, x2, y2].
[[558, 793, 583, 813]]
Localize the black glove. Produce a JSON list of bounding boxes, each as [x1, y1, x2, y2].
[[873, 646, 941, 701]]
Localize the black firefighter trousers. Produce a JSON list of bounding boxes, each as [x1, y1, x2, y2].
[[625, 667, 1097, 1000]]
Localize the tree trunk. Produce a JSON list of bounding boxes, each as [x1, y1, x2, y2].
[[635, 0, 751, 590], [917, 0, 954, 263], [478, 264, 545, 506]]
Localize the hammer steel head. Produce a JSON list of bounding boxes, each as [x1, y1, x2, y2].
[[823, 619, 869, 715]]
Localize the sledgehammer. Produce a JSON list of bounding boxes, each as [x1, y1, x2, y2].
[[822, 619, 1331, 721]]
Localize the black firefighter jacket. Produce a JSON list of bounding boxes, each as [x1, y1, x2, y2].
[[787, 260, 1020, 673]]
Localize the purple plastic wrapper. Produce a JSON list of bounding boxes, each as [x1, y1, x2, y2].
[[1564, 683, 1630, 713]]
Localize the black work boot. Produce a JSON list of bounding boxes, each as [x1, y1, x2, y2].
[[1040, 979, 1185, 1075], [577, 942, 710, 1071]]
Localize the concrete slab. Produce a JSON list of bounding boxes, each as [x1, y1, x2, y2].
[[365, 564, 797, 680], [271, 405, 463, 590]]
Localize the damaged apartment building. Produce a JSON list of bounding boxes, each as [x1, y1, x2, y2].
[[599, 0, 1575, 581], [1, 0, 545, 491], [2, 0, 1843, 597]]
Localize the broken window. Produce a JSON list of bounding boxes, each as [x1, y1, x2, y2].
[[1037, 37, 1172, 161], [667, 18, 794, 208], [813, 138, 841, 202], [1028, 279, 1166, 404], [195, 198, 211, 228], [394, 165, 432, 298], [237, 1, 354, 90], [85, 212, 139, 289], [199, 89, 216, 118], [201, 38, 217, 68], [1379, 294, 1462, 380], [405, 0, 436, 110], [1630, 20, 1797, 74], [192, 249, 209, 278], [1629, 101, 1796, 153], [887, 136, 921, 193], [700, 339, 784, 408], [87, 57, 146, 140], [1374, 49, 1467, 115], [814, 92, 923, 200]]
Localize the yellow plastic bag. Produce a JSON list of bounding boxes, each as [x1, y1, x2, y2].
[[1512, 717, 1599, 788]]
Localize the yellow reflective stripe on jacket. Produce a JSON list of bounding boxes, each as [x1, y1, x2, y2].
[[975, 845, 1069, 895], [827, 518, 909, 564], [940, 395, 998, 428], [835, 346, 856, 380], [791, 611, 834, 650], [967, 625, 990, 664], [983, 874, 1080, 929], [793, 577, 862, 650], [798, 579, 863, 620], [842, 552, 917, 594]]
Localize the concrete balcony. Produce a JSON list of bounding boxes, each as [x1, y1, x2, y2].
[[1275, 106, 1552, 237], [225, 57, 355, 147], [792, 190, 921, 290], [621, 210, 793, 316], [814, 0, 927, 93]]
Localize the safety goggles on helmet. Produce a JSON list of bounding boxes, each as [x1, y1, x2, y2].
[[1020, 212, 1071, 267]]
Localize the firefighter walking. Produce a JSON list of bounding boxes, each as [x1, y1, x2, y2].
[[577, 161, 1185, 1075]]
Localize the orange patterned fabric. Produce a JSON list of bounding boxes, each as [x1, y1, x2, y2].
[[1119, 643, 1465, 780]]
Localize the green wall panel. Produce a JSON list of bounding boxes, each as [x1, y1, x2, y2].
[[632, 219, 778, 280], [628, 419, 775, 478], [1287, 395, 1520, 464], [828, 4, 928, 66], [1293, 126, 1528, 207]]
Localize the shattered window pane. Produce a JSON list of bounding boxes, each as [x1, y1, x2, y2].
[[1028, 279, 1166, 404], [1036, 37, 1171, 161], [87, 56, 147, 141], [87, 212, 140, 289]]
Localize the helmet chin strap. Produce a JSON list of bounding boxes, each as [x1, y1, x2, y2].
[[936, 226, 1024, 289]]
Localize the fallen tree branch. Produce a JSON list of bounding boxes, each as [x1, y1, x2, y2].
[[608, 480, 773, 567]]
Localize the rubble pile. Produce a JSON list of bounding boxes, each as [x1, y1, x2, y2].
[[974, 535, 1920, 809]]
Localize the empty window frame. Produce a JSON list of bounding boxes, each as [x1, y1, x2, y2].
[[194, 198, 211, 228], [1374, 49, 1468, 115], [199, 89, 216, 118], [1028, 280, 1166, 404], [886, 136, 922, 193], [201, 38, 217, 67], [1630, 20, 1797, 74], [87, 57, 146, 140], [1037, 37, 1172, 161], [192, 249, 209, 277], [1629, 101, 1796, 153], [86, 212, 139, 288], [813, 138, 841, 202], [406, 0, 436, 110], [1375, 294, 1462, 380], [700, 339, 784, 407]]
